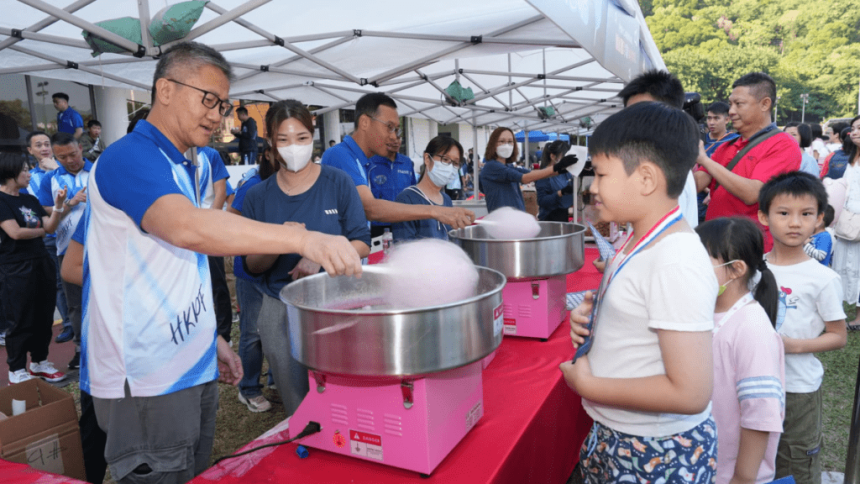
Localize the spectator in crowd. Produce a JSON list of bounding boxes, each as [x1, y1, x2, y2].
[[242, 99, 370, 414], [392, 136, 462, 242], [810, 123, 829, 165], [79, 120, 106, 161], [329, 139, 336, 148], [231, 106, 257, 165], [24, 131, 71, 343], [694, 72, 801, 250], [52, 92, 84, 139], [704, 102, 740, 156], [0, 152, 69, 384], [445, 156, 466, 201], [784, 122, 821, 177], [83, 42, 360, 483], [479, 127, 576, 212], [322, 93, 475, 230], [831, 115, 860, 323], [366, 135, 415, 238], [127, 108, 150, 134], [825, 122, 849, 153], [822, 127, 853, 179], [535, 140, 574, 222], [617, 69, 699, 228], [39, 132, 91, 369]]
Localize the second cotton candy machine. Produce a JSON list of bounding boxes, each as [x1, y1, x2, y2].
[[280, 266, 506, 475], [450, 221, 585, 340]]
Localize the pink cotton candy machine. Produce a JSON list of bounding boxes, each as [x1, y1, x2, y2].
[[450, 222, 585, 341], [279, 267, 505, 475]]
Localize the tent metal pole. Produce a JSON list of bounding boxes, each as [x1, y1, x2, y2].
[[165, 0, 272, 46], [18, 0, 142, 54], [0, 64, 69, 75], [0, 28, 90, 49], [384, 70, 454, 92], [311, 85, 351, 103], [415, 69, 458, 105], [0, 55, 149, 75], [357, 30, 579, 48], [10, 45, 150, 89], [236, 36, 353, 82], [276, 42, 361, 85], [473, 113, 480, 199], [230, 62, 349, 82], [137, 0, 152, 51], [209, 40, 275, 52], [230, 83, 306, 97], [395, 99, 443, 125], [24, 74, 36, 131], [461, 69, 623, 84], [313, 100, 355, 115], [460, 72, 510, 110], [0, 0, 95, 53], [466, 62, 582, 104], [511, 88, 579, 110], [367, 15, 543, 85]]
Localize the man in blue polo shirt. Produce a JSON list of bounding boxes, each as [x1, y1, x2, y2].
[[83, 42, 361, 483], [38, 132, 91, 369], [366, 136, 416, 238], [52, 93, 84, 139], [322, 93, 474, 232]]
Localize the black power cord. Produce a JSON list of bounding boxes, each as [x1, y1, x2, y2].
[[213, 421, 322, 465]]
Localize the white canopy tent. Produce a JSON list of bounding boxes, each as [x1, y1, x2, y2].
[[0, 0, 664, 136]]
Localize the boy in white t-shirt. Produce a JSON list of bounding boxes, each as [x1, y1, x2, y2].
[[758, 171, 847, 484], [563, 102, 719, 483]]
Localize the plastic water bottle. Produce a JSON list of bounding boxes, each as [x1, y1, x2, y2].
[[382, 228, 393, 255]]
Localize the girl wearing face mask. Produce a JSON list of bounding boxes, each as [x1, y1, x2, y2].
[[391, 136, 463, 242], [695, 217, 784, 484], [241, 99, 371, 415], [535, 140, 574, 222], [478, 127, 577, 213]]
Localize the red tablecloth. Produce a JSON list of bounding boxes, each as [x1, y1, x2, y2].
[[0, 460, 86, 484], [194, 248, 602, 484]]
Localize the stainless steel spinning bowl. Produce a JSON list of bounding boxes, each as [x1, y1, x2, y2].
[[279, 267, 506, 377], [449, 222, 586, 280]]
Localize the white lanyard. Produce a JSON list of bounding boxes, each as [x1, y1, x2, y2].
[[713, 292, 755, 335]]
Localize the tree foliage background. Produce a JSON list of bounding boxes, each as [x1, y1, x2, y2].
[[642, 0, 860, 123]]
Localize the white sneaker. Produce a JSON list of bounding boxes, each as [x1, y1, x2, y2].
[[9, 369, 34, 384], [238, 393, 272, 413], [29, 361, 67, 383]]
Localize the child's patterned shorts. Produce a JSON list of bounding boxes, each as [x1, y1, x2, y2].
[[580, 415, 718, 484]]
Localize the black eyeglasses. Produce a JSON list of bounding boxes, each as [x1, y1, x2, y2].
[[166, 78, 233, 117]]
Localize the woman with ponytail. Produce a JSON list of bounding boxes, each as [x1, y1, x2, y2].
[[696, 217, 785, 484]]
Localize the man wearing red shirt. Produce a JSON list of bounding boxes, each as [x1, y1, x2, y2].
[[695, 72, 801, 249]]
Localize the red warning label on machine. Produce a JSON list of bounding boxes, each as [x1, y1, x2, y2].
[[493, 305, 504, 336], [349, 430, 383, 461], [503, 317, 517, 335]]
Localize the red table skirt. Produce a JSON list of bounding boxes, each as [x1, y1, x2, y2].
[[0, 460, 86, 484], [194, 248, 602, 484]]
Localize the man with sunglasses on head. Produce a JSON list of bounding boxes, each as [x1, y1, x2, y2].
[[81, 42, 361, 484], [322, 93, 475, 231]]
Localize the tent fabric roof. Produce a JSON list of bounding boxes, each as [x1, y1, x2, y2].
[[0, 0, 665, 133]]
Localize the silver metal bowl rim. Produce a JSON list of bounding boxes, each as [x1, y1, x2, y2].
[[279, 266, 507, 315], [448, 221, 587, 242]]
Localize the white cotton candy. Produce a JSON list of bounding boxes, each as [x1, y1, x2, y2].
[[480, 207, 541, 239], [380, 239, 479, 308]]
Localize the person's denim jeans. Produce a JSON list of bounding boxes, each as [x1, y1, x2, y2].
[[237, 279, 265, 398], [44, 237, 70, 331]]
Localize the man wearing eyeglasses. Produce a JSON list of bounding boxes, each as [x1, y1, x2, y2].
[[79, 42, 361, 483], [322, 93, 475, 231]]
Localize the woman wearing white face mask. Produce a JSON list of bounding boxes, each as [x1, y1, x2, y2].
[[240, 100, 371, 414], [391, 136, 463, 242], [479, 127, 578, 213]]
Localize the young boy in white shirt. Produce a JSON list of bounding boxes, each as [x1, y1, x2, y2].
[[563, 102, 719, 483], [758, 171, 847, 484]]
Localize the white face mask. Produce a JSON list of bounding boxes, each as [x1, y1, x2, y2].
[[428, 161, 457, 187], [277, 143, 313, 172], [496, 144, 514, 159]]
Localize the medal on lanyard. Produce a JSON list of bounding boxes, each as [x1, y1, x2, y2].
[[573, 206, 684, 363]]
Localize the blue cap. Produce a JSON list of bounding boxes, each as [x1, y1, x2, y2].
[[296, 445, 309, 459]]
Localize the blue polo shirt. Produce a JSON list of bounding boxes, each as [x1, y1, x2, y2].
[[57, 107, 84, 135], [241, 165, 370, 299], [367, 153, 415, 228], [230, 173, 262, 282], [704, 132, 740, 157], [479, 159, 528, 212], [535, 173, 573, 221], [321, 135, 370, 187], [392, 186, 452, 242]]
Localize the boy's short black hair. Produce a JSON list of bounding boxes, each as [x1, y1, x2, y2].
[[589, 101, 698, 198], [759, 171, 828, 215], [52, 92, 69, 102], [824, 205, 835, 227], [0, 152, 28, 182], [617, 70, 685, 109], [354, 93, 397, 129], [87, 119, 101, 128], [707, 101, 730, 116]]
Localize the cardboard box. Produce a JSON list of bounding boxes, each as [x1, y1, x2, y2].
[[0, 379, 86, 481]]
